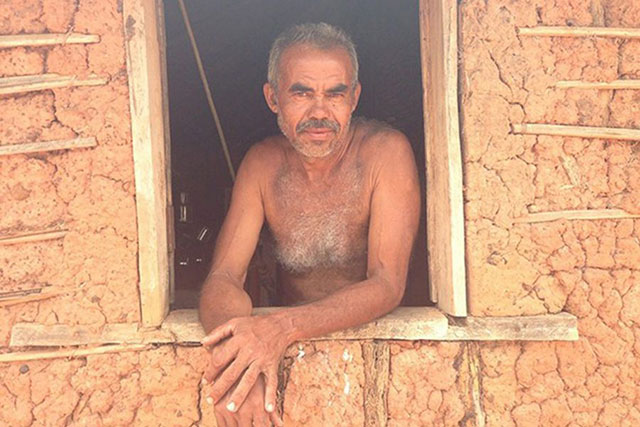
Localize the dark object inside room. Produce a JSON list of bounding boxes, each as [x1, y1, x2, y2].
[[165, 0, 430, 308]]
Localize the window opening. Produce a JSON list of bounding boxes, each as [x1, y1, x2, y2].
[[164, 0, 429, 309]]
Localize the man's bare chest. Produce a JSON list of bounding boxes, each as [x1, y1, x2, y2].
[[264, 164, 370, 273]]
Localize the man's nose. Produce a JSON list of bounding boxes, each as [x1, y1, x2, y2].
[[307, 95, 330, 120]]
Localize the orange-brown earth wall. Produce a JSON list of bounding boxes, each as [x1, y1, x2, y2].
[[1, 0, 639, 425]]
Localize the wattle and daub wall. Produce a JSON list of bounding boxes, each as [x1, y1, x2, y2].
[[1, 0, 639, 425]]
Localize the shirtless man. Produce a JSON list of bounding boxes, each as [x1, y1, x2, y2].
[[199, 23, 420, 426]]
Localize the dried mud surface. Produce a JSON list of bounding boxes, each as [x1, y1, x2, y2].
[[461, 0, 640, 316], [0, 0, 139, 346], [2, 0, 640, 426]]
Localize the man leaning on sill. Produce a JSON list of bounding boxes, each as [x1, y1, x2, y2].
[[199, 22, 420, 427]]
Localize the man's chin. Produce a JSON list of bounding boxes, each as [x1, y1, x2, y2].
[[290, 139, 336, 158]]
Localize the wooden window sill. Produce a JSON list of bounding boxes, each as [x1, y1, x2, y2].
[[9, 307, 578, 349]]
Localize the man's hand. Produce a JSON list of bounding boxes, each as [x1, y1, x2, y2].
[[210, 376, 283, 427], [202, 314, 292, 419]]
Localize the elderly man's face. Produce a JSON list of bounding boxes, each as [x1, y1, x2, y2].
[[264, 44, 361, 158]]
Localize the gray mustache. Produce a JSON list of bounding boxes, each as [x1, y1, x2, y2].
[[296, 119, 340, 133]]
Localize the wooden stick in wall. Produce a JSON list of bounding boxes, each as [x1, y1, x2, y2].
[[512, 123, 640, 141], [0, 73, 107, 96], [0, 344, 151, 363], [555, 80, 640, 90], [518, 26, 640, 39], [514, 209, 640, 224], [0, 137, 97, 157], [0, 33, 100, 49], [0, 229, 68, 245], [0, 287, 74, 308]]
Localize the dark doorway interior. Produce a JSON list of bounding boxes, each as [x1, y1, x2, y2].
[[165, 0, 430, 308]]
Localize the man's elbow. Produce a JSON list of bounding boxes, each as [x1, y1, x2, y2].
[[379, 276, 406, 314]]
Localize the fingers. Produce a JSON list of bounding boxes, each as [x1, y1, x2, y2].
[[269, 408, 284, 427], [202, 322, 235, 347], [204, 339, 238, 384], [214, 405, 237, 427], [210, 358, 251, 404], [226, 364, 261, 412], [263, 367, 282, 426], [252, 410, 269, 427]]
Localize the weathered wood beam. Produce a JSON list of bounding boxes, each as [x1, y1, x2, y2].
[[0, 33, 100, 49], [555, 80, 640, 89], [514, 209, 640, 224], [420, 0, 467, 316], [0, 73, 107, 96], [0, 229, 68, 245], [10, 307, 449, 347], [512, 123, 640, 141], [0, 287, 74, 308], [0, 137, 97, 157], [10, 322, 169, 347], [444, 312, 578, 341], [123, 0, 171, 327], [0, 344, 151, 363], [518, 26, 640, 39]]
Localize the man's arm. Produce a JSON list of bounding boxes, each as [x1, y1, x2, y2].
[[203, 131, 420, 414], [199, 144, 266, 331]]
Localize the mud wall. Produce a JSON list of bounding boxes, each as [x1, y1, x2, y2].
[[1, 0, 640, 426]]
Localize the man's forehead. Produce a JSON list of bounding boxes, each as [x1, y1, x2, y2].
[[278, 43, 355, 82]]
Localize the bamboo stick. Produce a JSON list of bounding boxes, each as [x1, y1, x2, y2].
[[0, 344, 151, 363], [0, 287, 73, 308], [518, 26, 640, 39], [0, 33, 100, 49], [514, 209, 640, 224], [555, 80, 640, 90], [177, 0, 236, 181], [0, 73, 107, 96], [0, 137, 97, 157], [512, 123, 640, 141], [0, 229, 68, 245]]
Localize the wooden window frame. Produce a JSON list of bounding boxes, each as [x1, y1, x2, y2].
[[124, 0, 467, 327]]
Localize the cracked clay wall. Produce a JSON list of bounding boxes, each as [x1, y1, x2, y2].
[[2, 0, 640, 426], [460, 0, 640, 426]]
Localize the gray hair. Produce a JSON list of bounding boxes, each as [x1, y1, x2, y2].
[[267, 22, 359, 91]]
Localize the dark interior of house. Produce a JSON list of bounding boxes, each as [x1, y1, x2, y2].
[[164, 0, 430, 308]]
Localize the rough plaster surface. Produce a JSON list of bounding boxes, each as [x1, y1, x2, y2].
[[460, 0, 640, 316], [282, 341, 366, 426], [388, 342, 467, 426], [2, 0, 640, 426], [0, 0, 139, 348]]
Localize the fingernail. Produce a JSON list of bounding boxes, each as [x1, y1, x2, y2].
[[266, 403, 274, 412], [206, 397, 213, 405], [201, 377, 208, 385], [226, 401, 236, 412]]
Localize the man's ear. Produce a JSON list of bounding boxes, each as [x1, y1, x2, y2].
[[351, 81, 362, 113], [263, 83, 278, 113]]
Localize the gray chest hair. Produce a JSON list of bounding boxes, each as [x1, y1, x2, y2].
[[271, 166, 366, 273]]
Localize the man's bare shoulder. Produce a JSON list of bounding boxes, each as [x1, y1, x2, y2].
[[353, 118, 416, 168], [241, 135, 288, 174]]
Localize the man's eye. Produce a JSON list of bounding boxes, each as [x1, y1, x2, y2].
[[327, 92, 345, 99], [293, 91, 311, 98]]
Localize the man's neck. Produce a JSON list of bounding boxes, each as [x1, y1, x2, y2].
[[294, 123, 356, 182]]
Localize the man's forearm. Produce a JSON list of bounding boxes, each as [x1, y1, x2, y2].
[[199, 275, 253, 333], [266, 277, 403, 345]]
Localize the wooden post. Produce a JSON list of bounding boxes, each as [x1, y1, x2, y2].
[[420, 0, 467, 316], [123, 0, 171, 326]]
